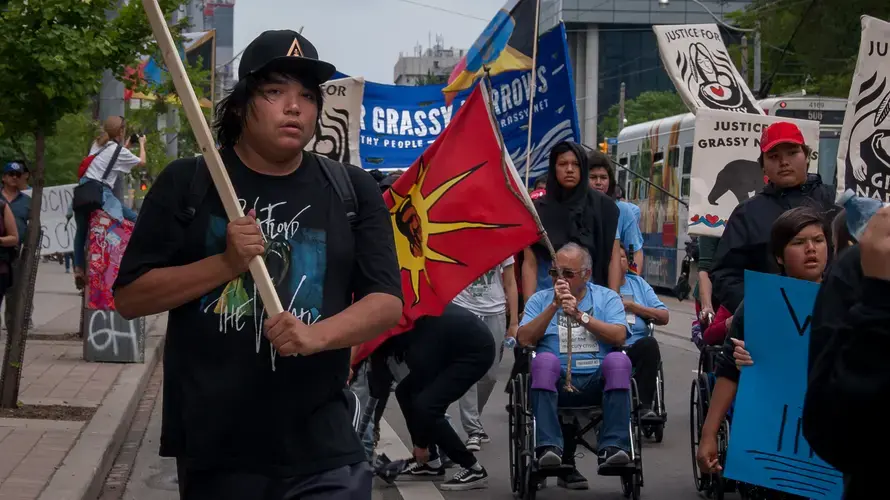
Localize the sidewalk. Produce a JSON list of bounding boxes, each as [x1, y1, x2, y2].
[[0, 262, 165, 500]]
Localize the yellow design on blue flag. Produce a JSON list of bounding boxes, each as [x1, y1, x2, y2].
[[443, 0, 537, 103]]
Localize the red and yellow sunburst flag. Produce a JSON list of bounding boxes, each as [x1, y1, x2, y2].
[[353, 82, 541, 364]]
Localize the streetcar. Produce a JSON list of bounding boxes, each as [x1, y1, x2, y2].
[[614, 96, 846, 290]]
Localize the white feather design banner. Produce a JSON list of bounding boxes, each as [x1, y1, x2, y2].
[[307, 77, 365, 167], [835, 15, 890, 201], [653, 24, 763, 115]]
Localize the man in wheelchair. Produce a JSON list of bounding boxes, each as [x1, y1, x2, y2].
[[518, 243, 633, 488]]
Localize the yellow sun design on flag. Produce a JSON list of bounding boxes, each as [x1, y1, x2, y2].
[[389, 158, 506, 305]]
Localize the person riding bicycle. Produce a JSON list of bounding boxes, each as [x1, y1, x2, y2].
[[518, 242, 632, 490]]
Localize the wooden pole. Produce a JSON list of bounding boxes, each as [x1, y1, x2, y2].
[[522, 0, 543, 189], [141, 0, 284, 317], [482, 71, 576, 392]]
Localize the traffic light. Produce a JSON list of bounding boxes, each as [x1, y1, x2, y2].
[[599, 141, 608, 154]]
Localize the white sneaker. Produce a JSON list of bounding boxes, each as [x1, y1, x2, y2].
[[465, 434, 482, 452]]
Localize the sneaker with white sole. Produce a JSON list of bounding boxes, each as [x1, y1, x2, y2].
[[440, 466, 489, 491], [397, 459, 445, 481], [478, 432, 490, 443], [465, 434, 483, 452]]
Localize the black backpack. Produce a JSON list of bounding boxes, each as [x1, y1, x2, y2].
[[176, 152, 358, 227]]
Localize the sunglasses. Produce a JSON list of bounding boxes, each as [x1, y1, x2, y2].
[[548, 268, 586, 279]]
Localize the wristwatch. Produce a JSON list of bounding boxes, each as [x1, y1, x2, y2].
[[578, 312, 590, 325]]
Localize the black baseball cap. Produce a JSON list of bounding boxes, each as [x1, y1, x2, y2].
[[239, 30, 336, 83]]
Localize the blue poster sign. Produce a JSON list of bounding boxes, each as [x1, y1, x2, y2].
[[337, 23, 579, 183], [724, 271, 844, 499]]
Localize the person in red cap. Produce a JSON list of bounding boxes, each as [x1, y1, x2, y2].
[[710, 121, 839, 315]]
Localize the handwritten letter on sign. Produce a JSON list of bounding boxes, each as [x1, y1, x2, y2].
[[724, 271, 843, 499]]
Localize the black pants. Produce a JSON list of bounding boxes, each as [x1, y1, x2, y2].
[[176, 461, 372, 500], [395, 316, 494, 469], [625, 336, 661, 407]]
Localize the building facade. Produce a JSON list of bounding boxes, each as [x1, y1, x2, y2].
[[393, 37, 465, 85], [540, 0, 753, 144]]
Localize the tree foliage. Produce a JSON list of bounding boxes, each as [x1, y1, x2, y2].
[[599, 91, 689, 140], [728, 0, 890, 97], [0, 0, 188, 408]]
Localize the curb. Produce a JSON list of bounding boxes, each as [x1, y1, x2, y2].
[[38, 314, 166, 500]]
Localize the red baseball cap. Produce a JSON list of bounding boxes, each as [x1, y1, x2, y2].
[[760, 122, 805, 153]]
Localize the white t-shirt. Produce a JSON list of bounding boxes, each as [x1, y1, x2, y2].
[[452, 256, 515, 316], [85, 141, 140, 188]]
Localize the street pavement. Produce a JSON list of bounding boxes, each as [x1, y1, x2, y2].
[[111, 293, 728, 500]]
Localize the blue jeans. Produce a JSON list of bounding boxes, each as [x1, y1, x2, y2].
[[531, 371, 631, 454]]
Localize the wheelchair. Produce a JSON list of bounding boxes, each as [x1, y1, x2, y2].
[[508, 349, 644, 500], [637, 321, 667, 444]]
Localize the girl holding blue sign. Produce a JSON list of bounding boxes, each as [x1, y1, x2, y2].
[[697, 207, 829, 497]]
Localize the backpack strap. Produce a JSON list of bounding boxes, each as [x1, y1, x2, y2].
[[314, 153, 358, 227], [176, 156, 213, 225], [101, 142, 125, 181]]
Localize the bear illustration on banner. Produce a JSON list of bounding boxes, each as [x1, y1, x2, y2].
[[836, 16, 890, 202], [688, 109, 820, 237], [653, 24, 763, 115]]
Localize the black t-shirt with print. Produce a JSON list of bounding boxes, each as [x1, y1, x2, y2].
[[115, 148, 402, 476]]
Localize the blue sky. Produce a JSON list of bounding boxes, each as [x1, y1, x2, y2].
[[234, 0, 507, 83]]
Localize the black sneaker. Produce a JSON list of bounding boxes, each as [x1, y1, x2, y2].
[[558, 468, 589, 490], [465, 434, 483, 452], [440, 465, 489, 491], [536, 446, 562, 468], [396, 459, 445, 481], [597, 446, 631, 470], [478, 432, 491, 443]]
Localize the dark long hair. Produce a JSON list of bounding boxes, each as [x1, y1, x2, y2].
[[213, 71, 324, 148], [769, 207, 830, 274], [831, 208, 855, 256]]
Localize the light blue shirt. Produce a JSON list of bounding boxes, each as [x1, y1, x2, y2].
[[521, 282, 630, 375], [619, 273, 666, 345], [616, 200, 644, 254]]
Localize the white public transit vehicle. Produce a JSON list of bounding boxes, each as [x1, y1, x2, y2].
[[614, 96, 846, 289]]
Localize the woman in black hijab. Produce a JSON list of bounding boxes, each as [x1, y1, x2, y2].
[[520, 141, 622, 299]]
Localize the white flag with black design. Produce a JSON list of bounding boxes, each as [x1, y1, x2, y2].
[[653, 24, 763, 115], [836, 15, 890, 202], [307, 77, 364, 167]]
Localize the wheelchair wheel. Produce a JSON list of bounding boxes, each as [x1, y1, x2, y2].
[[508, 377, 522, 494], [653, 423, 664, 443], [631, 380, 645, 488], [690, 375, 711, 492], [621, 471, 642, 499]]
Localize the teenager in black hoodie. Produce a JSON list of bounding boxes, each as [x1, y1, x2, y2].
[[803, 207, 890, 499], [520, 141, 621, 299], [710, 122, 839, 314]]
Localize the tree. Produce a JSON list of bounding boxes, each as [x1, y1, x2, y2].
[[598, 91, 689, 140], [0, 0, 186, 409], [416, 69, 450, 86], [727, 0, 890, 97]]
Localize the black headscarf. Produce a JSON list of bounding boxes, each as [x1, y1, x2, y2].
[[533, 141, 620, 287]]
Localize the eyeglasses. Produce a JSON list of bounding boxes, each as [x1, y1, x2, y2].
[[548, 268, 587, 279]]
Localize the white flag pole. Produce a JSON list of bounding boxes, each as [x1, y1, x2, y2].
[[522, 0, 543, 188], [141, 0, 284, 316]]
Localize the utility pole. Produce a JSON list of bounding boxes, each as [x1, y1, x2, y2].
[[617, 82, 626, 134], [754, 23, 763, 94], [741, 35, 749, 84]]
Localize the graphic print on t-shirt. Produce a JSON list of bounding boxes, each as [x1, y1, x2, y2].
[[468, 268, 497, 298], [198, 198, 326, 370]]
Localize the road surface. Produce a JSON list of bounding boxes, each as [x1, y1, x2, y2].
[[102, 295, 733, 499]]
